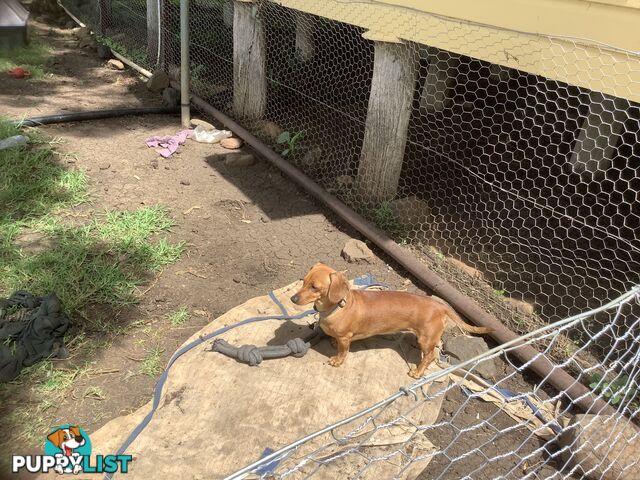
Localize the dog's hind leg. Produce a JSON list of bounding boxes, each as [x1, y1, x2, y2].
[[409, 334, 439, 378]]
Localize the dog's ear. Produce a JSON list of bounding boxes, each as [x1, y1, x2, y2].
[[327, 271, 349, 304], [47, 429, 65, 448], [69, 426, 81, 438]]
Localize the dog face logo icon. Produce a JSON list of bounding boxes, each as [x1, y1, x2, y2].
[[12, 423, 131, 475], [44, 424, 92, 474]]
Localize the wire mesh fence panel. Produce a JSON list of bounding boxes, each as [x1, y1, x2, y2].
[[180, 1, 640, 367], [227, 287, 640, 480], [62, 0, 158, 71]]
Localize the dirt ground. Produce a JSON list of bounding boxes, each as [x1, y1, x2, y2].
[[1, 17, 566, 480]]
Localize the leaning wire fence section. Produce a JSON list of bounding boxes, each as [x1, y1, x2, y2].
[[228, 287, 640, 479]]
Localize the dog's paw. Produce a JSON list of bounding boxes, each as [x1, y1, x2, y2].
[[328, 356, 344, 367], [408, 368, 423, 379]]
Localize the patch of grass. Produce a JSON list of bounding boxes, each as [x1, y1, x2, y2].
[[493, 289, 506, 297], [0, 40, 52, 79], [141, 345, 163, 377], [372, 201, 404, 239], [167, 307, 189, 326]]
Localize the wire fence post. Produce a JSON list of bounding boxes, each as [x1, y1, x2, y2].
[[179, 0, 190, 127]]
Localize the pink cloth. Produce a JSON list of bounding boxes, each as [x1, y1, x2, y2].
[[145, 129, 193, 158]]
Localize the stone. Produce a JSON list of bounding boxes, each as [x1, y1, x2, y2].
[[558, 414, 640, 480], [301, 147, 322, 167], [260, 121, 284, 140], [220, 137, 243, 150], [336, 175, 354, 189], [107, 59, 125, 71], [97, 44, 112, 60], [446, 257, 485, 281], [162, 88, 180, 108], [388, 196, 431, 227], [341, 239, 374, 263], [444, 335, 496, 379], [15, 230, 57, 254], [190, 118, 216, 131], [224, 153, 255, 167], [180, 180, 190, 186], [146, 70, 170, 92], [503, 297, 535, 315]]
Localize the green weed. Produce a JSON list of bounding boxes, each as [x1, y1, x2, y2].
[[167, 307, 189, 326]]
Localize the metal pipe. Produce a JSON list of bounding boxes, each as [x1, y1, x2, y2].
[[179, 0, 190, 127], [170, 81, 615, 416]]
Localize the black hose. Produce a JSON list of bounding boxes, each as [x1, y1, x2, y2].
[[20, 106, 179, 127]]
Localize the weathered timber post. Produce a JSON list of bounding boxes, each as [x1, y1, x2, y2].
[[233, 0, 267, 120], [357, 36, 416, 204], [97, 0, 112, 34], [419, 47, 459, 113], [147, 0, 160, 66], [570, 92, 627, 180], [295, 14, 314, 62]]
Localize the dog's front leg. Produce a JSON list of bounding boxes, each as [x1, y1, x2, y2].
[[328, 335, 351, 367]]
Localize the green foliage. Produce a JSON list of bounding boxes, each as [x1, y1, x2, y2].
[[372, 201, 403, 238], [0, 40, 52, 79], [276, 131, 305, 157], [589, 373, 639, 407], [167, 307, 189, 326]]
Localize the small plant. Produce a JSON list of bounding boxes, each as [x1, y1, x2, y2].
[[493, 289, 506, 297], [590, 373, 639, 408], [167, 307, 189, 326], [276, 131, 305, 157], [141, 345, 163, 377], [372, 201, 403, 238]]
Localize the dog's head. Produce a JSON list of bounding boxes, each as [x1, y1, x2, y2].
[[47, 426, 85, 455], [290, 263, 349, 307]]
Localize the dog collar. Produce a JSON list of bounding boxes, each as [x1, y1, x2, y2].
[[314, 298, 347, 316]]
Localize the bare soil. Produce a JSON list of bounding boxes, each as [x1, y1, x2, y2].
[[0, 17, 565, 480]]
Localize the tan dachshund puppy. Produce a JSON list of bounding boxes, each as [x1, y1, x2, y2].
[[291, 262, 493, 378]]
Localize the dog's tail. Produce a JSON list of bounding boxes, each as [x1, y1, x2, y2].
[[430, 296, 494, 334]]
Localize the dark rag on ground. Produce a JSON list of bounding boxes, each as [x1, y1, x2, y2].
[[0, 291, 69, 382]]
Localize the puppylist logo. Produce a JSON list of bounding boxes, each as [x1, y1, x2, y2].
[[12, 424, 132, 475]]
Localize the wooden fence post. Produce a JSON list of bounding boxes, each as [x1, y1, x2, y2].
[[147, 0, 160, 66], [357, 39, 416, 204], [233, 0, 267, 120]]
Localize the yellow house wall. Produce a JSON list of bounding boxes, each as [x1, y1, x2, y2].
[[272, 0, 640, 103]]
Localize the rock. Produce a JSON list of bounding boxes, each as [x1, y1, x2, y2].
[[220, 137, 243, 150], [301, 147, 322, 167], [444, 336, 496, 379], [151, 159, 159, 169], [107, 59, 125, 71], [336, 175, 354, 189], [65, 20, 76, 29], [446, 257, 485, 281], [162, 87, 180, 108], [388, 196, 431, 227], [190, 118, 216, 131], [180, 180, 190, 186], [97, 44, 112, 59], [341, 239, 374, 263], [15, 230, 57, 254], [261, 121, 284, 141], [224, 153, 255, 167], [99, 163, 111, 170], [146, 70, 170, 92], [503, 297, 535, 315], [558, 414, 640, 480]]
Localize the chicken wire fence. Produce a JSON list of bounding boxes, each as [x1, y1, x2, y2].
[[225, 286, 640, 480], [56, 2, 640, 473], [59, 1, 640, 351]]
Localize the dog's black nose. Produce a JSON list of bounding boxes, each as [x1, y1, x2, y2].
[[290, 294, 299, 304]]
